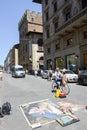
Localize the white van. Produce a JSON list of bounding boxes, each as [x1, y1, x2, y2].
[[11, 65, 25, 78]]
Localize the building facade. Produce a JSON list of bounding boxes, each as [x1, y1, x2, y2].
[[33, 0, 87, 71], [18, 10, 44, 71], [4, 44, 19, 72]]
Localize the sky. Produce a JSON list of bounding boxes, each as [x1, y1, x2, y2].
[[0, 0, 42, 66]]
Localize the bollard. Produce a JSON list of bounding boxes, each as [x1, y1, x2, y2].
[[55, 89, 61, 98]]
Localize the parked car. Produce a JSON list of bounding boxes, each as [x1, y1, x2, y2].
[[78, 70, 87, 85], [41, 70, 49, 79], [41, 70, 54, 79], [61, 69, 78, 83]]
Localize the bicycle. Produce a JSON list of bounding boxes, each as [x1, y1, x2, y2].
[[52, 78, 70, 95]]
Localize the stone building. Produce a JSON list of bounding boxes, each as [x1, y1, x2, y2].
[[11, 44, 19, 66], [33, 0, 87, 71], [18, 10, 44, 71], [4, 44, 19, 72]]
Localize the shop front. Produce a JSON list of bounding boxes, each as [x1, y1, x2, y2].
[[84, 53, 87, 69], [54, 57, 63, 69], [66, 54, 77, 72], [47, 59, 53, 70]]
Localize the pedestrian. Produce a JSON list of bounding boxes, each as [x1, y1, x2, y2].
[[41, 69, 43, 76], [48, 69, 52, 81], [54, 67, 63, 89], [34, 70, 38, 77], [25, 69, 28, 74], [62, 69, 68, 86], [78, 68, 81, 76]]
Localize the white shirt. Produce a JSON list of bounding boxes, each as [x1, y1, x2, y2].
[[54, 71, 62, 80]]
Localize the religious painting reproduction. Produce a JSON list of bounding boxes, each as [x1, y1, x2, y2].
[[20, 99, 62, 129]]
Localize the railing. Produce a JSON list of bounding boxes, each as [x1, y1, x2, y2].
[[57, 7, 87, 32]]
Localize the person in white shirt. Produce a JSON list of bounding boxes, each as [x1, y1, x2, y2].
[[62, 70, 68, 86], [54, 67, 63, 89], [34, 70, 38, 77]]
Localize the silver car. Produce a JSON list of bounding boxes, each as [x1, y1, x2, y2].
[[41, 70, 49, 79]]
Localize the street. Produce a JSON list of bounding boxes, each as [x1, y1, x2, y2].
[[0, 73, 87, 130]]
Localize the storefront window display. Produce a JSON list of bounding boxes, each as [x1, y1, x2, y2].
[[55, 57, 63, 69], [66, 54, 76, 72], [84, 53, 87, 69]]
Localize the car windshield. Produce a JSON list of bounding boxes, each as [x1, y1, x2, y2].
[[44, 70, 48, 73], [65, 70, 74, 74], [15, 68, 23, 71]]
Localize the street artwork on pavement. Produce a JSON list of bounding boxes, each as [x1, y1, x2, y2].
[[20, 99, 62, 129], [57, 101, 84, 114], [20, 99, 80, 129], [56, 113, 80, 126]]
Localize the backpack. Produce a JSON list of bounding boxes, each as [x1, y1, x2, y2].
[[2, 102, 11, 115]]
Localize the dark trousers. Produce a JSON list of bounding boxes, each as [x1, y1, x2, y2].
[[54, 78, 62, 89]]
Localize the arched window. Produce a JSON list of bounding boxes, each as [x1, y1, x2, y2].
[[39, 56, 44, 60], [82, 0, 87, 9]]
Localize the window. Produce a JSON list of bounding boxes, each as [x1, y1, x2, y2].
[[37, 38, 43, 51], [46, 29, 49, 38], [31, 17, 34, 22], [47, 47, 50, 54], [84, 31, 87, 39], [65, 12, 70, 21], [66, 54, 76, 69], [53, 1, 57, 13], [55, 57, 63, 69], [46, 11, 49, 21], [54, 21, 58, 33], [45, 0, 48, 6], [67, 38, 72, 46], [37, 38, 43, 46], [82, 0, 87, 9], [47, 59, 52, 69], [55, 43, 60, 50]]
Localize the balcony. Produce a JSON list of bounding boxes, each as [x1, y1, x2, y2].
[[57, 7, 87, 36], [62, 0, 71, 12]]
